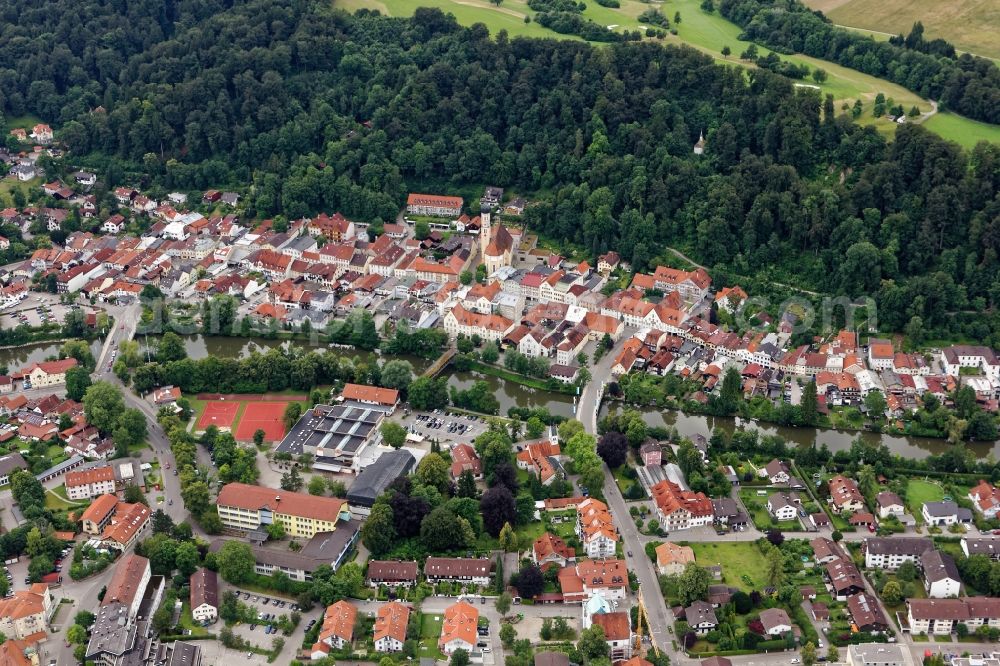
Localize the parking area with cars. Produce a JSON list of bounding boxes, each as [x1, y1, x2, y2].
[[0, 295, 77, 329], [400, 410, 490, 444], [230, 589, 305, 640]]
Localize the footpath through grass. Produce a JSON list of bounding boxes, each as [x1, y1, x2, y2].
[[338, 0, 999, 146]]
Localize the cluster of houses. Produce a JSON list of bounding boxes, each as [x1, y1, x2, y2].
[[5, 170, 1000, 415]]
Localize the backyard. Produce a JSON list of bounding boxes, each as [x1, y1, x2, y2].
[[418, 613, 446, 660], [738, 488, 803, 532], [906, 479, 945, 520], [689, 541, 768, 592]]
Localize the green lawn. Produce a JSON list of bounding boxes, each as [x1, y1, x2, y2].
[[418, 613, 446, 660], [178, 601, 212, 636], [738, 488, 801, 531], [690, 542, 768, 592], [44, 486, 85, 511], [906, 479, 945, 520], [338, 0, 999, 146], [922, 112, 1000, 150], [3, 114, 43, 133]]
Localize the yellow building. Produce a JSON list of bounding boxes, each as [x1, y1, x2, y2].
[[216, 483, 350, 538]]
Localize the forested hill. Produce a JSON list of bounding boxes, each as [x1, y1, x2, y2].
[[719, 0, 1000, 124], [0, 0, 241, 122], [1, 0, 1000, 345]]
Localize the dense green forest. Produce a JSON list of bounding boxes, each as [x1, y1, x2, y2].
[[0, 0, 999, 345], [719, 0, 1000, 124]]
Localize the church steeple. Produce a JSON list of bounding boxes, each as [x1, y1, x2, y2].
[[479, 203, 491, 257]]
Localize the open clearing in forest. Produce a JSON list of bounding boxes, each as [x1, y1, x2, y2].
[[335, 0, 999, 146]]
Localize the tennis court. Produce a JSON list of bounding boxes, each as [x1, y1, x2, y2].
[[196, 400, 240, 430], [234, 401, 289, 442]]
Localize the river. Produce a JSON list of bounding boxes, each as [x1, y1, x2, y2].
[[447, 371, 579, 418], [598, 402, 1000, 459], [0, 339, 103, 371]]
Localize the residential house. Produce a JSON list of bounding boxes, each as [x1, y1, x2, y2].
[[190, 569, 218, 624], [962, 538, 1000, 561], [760, 459, 790, 484], [449, 443, 482, 480], [533, 533, 575, 570], [863, 538, 934, 569], [423, 558, 492, 587], [767, 493, 799, 521], [315, 600, 357, 654], [0, 453, 28, 486], [922, 501, 973, 527], [969, 481, 1000, 519], [366, 561, 419, 588], [80, 494, 120, 535], [576, 498, 618, 559], [516, 439, 562, 486], [374, 602, 410, 653], [829, 475, 866, 514], [591, 611, 632, 660], [921, 550, 962, 599], [826, 559, 865, 600], [847, 593, 889, 633], [875, 492, 906, 519], [758, 608, 793, 636], [0, 584, 53, 640], [906, 598, 1000, 635], [650, 480, 713, 531], [685, 600, 719, 635], [439, 601, 478, 655], [638, 441, 662, 467], [65, 465, 116, 501], [655, 542, 695, 576]]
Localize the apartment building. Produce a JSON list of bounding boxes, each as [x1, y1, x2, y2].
[[215, 483, 350, 538]]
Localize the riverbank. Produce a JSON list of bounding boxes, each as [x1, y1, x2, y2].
[[597, 397, 995, 458], [461, 360, 579, 395]]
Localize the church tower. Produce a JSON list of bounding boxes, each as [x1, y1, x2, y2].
[[479, 204, 491, 257]]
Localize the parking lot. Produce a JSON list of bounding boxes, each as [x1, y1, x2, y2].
[[399, 410, 491, 444], [0, 294, 77, 329], [224, 584, 317, 652]]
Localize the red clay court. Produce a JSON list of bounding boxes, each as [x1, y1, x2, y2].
[[196, 401, 240, 430], [234, 401, 290, 443]]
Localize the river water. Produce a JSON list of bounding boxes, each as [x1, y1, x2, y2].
[[598, 402, 1000, 459], [122, 333, 993, 458], [0, 339, 103, 371]]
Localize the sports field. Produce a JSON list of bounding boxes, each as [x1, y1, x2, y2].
[[197, 401, 241, 430], [234, 401, 290, 443]]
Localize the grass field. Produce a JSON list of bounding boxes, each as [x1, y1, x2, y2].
[[337, 0, 1000, 146], [3, 114, 42, 133], [418, 613, 446, 660], [45, 486, 85, 511], [689, 541, 767, 592], [738, 488, 802, 531], [802, 0, 1000, 61], [906, 479, 945, 520]]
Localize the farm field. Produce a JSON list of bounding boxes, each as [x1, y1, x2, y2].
[[336, 0, 1000, 146], [802, 0, 1000, 61]]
